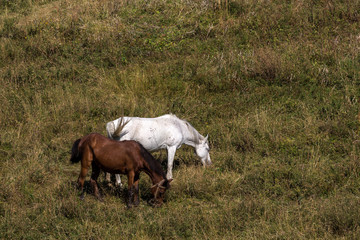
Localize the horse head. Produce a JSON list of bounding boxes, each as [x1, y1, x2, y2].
[[195, 135, 212, 166], [149, 179, 173, 207]]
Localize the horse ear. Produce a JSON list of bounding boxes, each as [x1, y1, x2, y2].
[[204, 135, 208, 142], [167, 179, 173, 183]]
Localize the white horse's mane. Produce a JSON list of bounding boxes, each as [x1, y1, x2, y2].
[[166, 114, 202, 144]]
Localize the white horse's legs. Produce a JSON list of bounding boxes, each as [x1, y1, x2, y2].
[[105, 172, 111, 183], [115, 174, 122, 187], [166, 146, 177, 180], [105, 172, 122, 188]]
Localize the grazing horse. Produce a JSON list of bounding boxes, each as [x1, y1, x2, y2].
[[70, 133, 172, 207], [105, 114, 212, 187]]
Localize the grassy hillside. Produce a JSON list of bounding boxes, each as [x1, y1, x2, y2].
[[1, 0, 360, 238]]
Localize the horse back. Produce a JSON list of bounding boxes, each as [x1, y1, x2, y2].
[[124, 117, 185, 149], [86, 133, 145, 173]]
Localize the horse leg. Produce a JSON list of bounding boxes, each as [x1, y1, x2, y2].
[[78, 150, 92, 200], [105, 172, 111, 186], [127, 171, 135, 208], [115, 174, 123, 188], [90, 162, 102, 201], [133, 173, 140, 206], [77, 166, 88, 200], [166, 146, 177, 180], [105, 173, 122, 188]]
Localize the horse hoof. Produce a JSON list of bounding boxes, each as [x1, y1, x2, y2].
[[148, 198, 162, 207], [147, 199, 154, 205]]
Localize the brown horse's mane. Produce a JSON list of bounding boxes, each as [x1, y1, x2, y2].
[[138, 143, 167, 179]]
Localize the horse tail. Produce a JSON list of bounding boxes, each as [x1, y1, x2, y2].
[[106, 121, 116, 139], [70, 138, 82, 163], [107, 117, 130, 139]]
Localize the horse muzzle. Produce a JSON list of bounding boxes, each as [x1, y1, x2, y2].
[[205, 156, 212, 166]]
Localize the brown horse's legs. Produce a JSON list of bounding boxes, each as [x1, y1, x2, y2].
[[90, 162, 102, 201], [77, 148, 92, 200], [78, 166, 89, 200], [127, 171, 135, 208], [133, 173, 140, 206]]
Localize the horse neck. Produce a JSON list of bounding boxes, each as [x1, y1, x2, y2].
[[183, 122, 202, 147], [149, 170, 165, 185], [143, 165, 165, 185], [140, 147, 166, 184]]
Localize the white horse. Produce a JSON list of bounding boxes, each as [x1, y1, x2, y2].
[[105, 114, 212, 186]]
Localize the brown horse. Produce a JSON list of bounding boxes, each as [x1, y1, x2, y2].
[[70, 133, 172, 207]]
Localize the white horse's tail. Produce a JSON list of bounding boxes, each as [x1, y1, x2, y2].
[[106, 117, 130, 139], [106, 121, 116, 139]]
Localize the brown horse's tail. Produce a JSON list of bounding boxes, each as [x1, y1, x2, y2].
[[70, 138, 82, 163]]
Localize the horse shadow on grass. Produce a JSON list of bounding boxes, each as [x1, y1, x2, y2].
[[70, 179, 126, 202], [70, 176, 161, 206]]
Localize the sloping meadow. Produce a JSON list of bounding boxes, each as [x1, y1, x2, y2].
[[1, 0, 360, 238]]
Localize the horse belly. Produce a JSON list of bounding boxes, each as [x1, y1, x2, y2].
[[129, 133, 176, 152], [95, 158, 127, 175], [133, 135, 166, 152], [93, 146, 130, 174]]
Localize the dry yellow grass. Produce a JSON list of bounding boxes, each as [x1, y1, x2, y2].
[[1, 0, 360, 238]]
